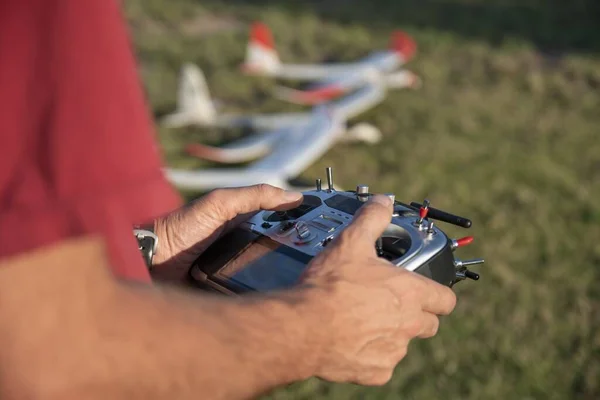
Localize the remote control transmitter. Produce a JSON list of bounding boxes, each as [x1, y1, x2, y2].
[[190, 167, 484, 295]]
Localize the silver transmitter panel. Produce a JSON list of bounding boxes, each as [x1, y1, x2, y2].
[[189, 167, 483, 294]]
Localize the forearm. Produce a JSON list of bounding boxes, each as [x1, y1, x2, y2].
[[0, 236, 319, 399], [108, 282, 319, 399]]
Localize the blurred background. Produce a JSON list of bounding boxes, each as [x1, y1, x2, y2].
[[124, 0, 600, 398]]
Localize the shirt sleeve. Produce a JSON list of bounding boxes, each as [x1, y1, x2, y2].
[[0, 0, 182, 282]]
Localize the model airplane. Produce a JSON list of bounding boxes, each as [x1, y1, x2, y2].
[[183, 81, 385, 164], [159, 63, 387, 165], [241, 22, 421, 104], [159, 62, 408, 133], [161, 24, 422, 192], [164, 105, 347, 191]]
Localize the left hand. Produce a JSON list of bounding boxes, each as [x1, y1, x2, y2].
[[151, 184, 304, 282]]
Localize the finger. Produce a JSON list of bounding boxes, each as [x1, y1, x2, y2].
[[204, 184, 304, 221], [357, 368, 395, 387], [384, 272, 456, 315], [413, 273, 457, 315], [416, 312, 440, 339], [335, 195, 393, 252]]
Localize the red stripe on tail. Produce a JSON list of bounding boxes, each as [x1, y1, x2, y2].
[[390, 31, 416, 61], [250, 22, 275, 50]]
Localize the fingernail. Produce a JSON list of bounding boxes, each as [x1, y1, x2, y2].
[[283, 190, 303, 202], [370, 194, 392, 207]]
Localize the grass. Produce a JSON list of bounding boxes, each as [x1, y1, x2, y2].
[[123, 0, 600, 398]]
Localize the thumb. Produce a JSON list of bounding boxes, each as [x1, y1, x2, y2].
[[204, 183, 304, 221], [336, 194, 393, 252]]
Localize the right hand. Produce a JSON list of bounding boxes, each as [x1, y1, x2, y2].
[[299, 195, 457, 386]]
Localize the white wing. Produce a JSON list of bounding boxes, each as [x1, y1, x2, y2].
[[165, 107, 342, 191], [249, 107, 343, 176], [164, 168, 289, 190], [327, 83, 386, 120], [185, 128, 289, 164], [212, 82, 386, 131], [185, 84, 383, 164]]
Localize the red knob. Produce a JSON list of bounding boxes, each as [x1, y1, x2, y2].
[[455, 236, 474, 247]]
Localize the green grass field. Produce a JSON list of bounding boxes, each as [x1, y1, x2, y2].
[[124, 1, 600, 398]]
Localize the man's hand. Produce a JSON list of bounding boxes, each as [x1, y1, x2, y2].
[[0, 192, 456, 399], [152, 184, 303, 281], [298, 195, 457, 386]]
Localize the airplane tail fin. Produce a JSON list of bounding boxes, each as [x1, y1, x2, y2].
[[240, 22, 281, 75], [390, 31, 417, 62], [160, 63, 218, 128]]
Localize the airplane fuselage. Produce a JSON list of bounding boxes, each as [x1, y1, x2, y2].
[[271, 51, 401, 81], [216, 113, 312, 131], [214, 81, 386, 131]]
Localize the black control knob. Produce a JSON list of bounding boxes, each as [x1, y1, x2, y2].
[[410, 201, 472, 228], [464, 270, 480, 280], [455, 269, 481, 282]]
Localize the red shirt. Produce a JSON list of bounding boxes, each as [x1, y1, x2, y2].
[[0, 0, 182, 283]]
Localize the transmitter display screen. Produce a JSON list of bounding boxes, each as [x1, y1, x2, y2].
[[215, 236, 312, 292]]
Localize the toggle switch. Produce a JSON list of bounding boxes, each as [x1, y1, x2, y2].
[[451, 236, 474, 250], [326, 167, 334, 192], [455, 269, 480, 281], [295, 221, 311, 240], [292, 221, 316, 245], [453, 258, 484, 284], [414, 199, 430, 227], [426, 221, 435, 236], [454, 258, 485, 269], [410, 201, 472, 229]]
